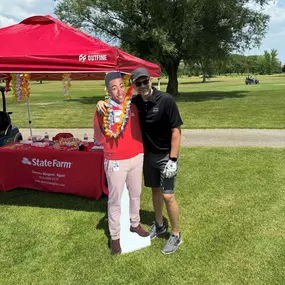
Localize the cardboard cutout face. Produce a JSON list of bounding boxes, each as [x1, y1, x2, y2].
[[102, 72, 133, 138], [105, 73, 126, 105]]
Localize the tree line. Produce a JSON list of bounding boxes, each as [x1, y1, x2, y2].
[[179, 49, 282, 79]]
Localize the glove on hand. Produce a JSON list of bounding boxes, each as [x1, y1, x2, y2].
[[163, 159, 178, 179]]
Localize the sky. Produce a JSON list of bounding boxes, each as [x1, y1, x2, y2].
[[1, 0, 285, 64]]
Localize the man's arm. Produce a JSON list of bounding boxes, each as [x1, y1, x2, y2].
[[96, 100, 108, 115], [163, 126, 181, 178], [165, 96, 183, 159], [170, 127, 181, 159]]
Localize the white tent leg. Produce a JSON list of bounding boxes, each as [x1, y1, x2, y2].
[[27, 99, 32, 137], [158, 78, 161, 90]]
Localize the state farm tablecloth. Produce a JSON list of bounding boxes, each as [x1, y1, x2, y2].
[[0, 143, 108, 199]]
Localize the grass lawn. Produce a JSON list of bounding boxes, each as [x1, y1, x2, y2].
[[1, 74, 285, 129], [1, 147, 285, 285]]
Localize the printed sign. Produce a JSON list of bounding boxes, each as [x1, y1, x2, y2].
[[22, 157, 72, 168], [79, 54, 108, 62]]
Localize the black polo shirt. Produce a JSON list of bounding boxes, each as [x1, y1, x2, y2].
[[132, 88, 183, 154]]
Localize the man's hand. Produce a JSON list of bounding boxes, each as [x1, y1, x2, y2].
[[96, 100, 108, 115], [163, 160, 178, 179]]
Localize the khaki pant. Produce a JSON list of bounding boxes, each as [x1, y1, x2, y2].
[[104, 153, 143, 240]]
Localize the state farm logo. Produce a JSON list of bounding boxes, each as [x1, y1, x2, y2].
[[22, 157, 32, 165], [21, 157, 72, 169], [79, 54, 107, 62]]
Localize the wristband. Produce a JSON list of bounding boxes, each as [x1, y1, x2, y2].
[[169, 157, 177, 162]]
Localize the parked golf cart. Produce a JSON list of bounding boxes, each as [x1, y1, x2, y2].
[[245, 75, 259, 85], [0, 86, 22, 146]]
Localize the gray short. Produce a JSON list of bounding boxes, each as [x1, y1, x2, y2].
[[143, 152, 176, 194]]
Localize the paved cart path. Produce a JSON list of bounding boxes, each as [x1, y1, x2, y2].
[[19, 128, 285, 148]]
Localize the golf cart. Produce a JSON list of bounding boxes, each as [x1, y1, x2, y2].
[[245, 75, 259, 85], [0, 86, 22, 146]]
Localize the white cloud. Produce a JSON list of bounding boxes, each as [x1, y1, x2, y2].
[[263, 0, 285, 23], [244, 0, 285, 63], [0, 15, 17, 28], [0, 0, 55, 23]]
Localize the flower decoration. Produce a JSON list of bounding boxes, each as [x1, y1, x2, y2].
[[20, 73, 31, 100], [62, 73, 72, 99], [11, 74, 22, 102], [10, 73, 31, 102], [16, 74, 22, 102], [103, 75, 133, 139], [123, 74, 131, 87]]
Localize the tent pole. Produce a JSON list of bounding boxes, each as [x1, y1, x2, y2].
[[27, 99, 32, 137], [158, 78, 161, 90]]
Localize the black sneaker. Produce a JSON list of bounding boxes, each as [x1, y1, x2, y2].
[[161, 233, 182, 255], [149, 222, 167, 240]]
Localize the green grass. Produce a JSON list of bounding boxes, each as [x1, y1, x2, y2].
[[177, 75, 285, 129], [1, 147, 285, 285], [1, 75, 285, 129]]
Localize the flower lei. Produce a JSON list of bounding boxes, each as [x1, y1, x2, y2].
[[20, 73, 31, 100], [103, 81, 133, 139], [62, 73, 72, 99], [10, 73, 31, 102]]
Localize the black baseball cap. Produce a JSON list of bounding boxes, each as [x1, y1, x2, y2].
[[131, 68, 150, 82]]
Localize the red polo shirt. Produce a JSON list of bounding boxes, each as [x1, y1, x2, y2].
[[94, 103, 143, 160]]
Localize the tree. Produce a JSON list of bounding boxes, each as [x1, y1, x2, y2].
[[230, 54, 247, 74], [262, 49, 281, 74], [264, 50, 272, 74], [282, 65, 285, 73], [54, 0, 272, 95], [270, 49, 281, 73], [246, 56, 259, 74]]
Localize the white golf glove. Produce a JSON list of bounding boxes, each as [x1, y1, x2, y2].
[[163, 159, 178, 179]]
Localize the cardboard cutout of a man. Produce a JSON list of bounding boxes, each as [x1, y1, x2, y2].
[[94, 72, 150, 255]]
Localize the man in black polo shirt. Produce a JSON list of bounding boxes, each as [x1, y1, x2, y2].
[[131, 68, 182, 255]]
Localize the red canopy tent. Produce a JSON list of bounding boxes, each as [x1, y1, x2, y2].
[[0, 15, 161, 137], [0, 15, 161, 80]]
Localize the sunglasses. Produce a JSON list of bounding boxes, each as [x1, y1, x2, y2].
[[134, 79, 150, 87]]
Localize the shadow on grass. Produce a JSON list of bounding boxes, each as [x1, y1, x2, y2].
[[175, 90, 248, 102], [29, 81, 54, 85], [0, 188, 108, 212], [67, 96, 105, 104], [0, 188, 168, 242], [158, 80, 223, 86], [64, 90, 248, 105]]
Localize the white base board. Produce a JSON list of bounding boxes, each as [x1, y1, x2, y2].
[[120, 184, 151, 254]]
